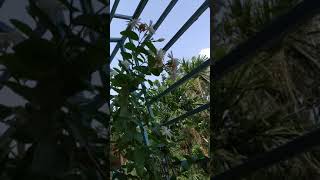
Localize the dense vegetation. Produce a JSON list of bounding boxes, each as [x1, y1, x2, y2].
[[109, 16, 210, 178], [0, 0, 108, 179], [212, 0, 320, 179], [0, 0, 319, 179]]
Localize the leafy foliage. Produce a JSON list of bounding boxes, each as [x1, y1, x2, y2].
[[0, 1, 108, 179], [212, 0, 320, 179]]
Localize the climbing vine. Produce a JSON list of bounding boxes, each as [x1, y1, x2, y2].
[[110, 19, 180, 179]]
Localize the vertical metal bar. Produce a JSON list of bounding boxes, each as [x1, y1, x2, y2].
[[110, 0, 120, 22], [147, 104, 155, 119], [143, 0, 179, 43], [163, 0, 209, 51]]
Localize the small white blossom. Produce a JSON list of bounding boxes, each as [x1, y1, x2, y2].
[[127, 18, 141, 30], [298, 96, 304, 104], [121, 60, 130, 69], [76, 142, 81, 148], [166, 51, 179, 80], [167, 51, 179, 63], [146, 20, 155, 34], [222, 109, 230, 119], [110, 69, 118, 76], [161, 126, 173, 139], [154, 48, 165, 68], [62, 129, 69, 135]]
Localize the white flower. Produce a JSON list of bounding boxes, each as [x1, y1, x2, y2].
[[298, 96, 304, 104], [161, 126, 173, 139], [127, 18, 141, 30], [146, 20, 155, 34], [222, 109, 230, 119], [167, 51, 179, 63], [154, 48, 165, 68], [121, 60, 130, 69], [110, 69, 118, 76], [76, 142, 81, 148], [0, 31, 24, 50], [166, 51, 179, 80]]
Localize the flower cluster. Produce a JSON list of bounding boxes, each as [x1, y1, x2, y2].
[[161, 126, 173, 139], [165, 51, 180, 80], [127, 18, 155, 34]]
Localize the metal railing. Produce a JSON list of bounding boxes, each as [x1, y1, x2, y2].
[[109, 0, 210, 141], [109, 0, 210, 179]]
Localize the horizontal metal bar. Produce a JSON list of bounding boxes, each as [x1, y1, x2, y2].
[[161, 103, 209, 126], [163, 0, 209, 51], [212, 126, 320, 180], [148, 59, 211, 105], [110, 37, 121, 42], [110, 0, 120, 22], [113, 13, 132, 20], [110, 0, 149, 62], [213, 0, 320, 81]]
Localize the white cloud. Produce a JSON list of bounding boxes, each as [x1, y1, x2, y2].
[[199, 48, 210, 58]]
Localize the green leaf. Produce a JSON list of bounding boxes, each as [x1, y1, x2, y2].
[[71, 44, 105, 75], [57, 0, 80, 12], [150, 67, 163, 76], [0, 105, 13, 120], [136, 46, 149, 54], [180, 160, 190, 171], [134, 66, 150, 75], [121, 52, 132, 60], [120, 30, 139, 41], [170, 175, 177, 180], [10, 19, 35, 38], [144, 41, 157, 54], [31, 139, 69, 176], [147, 55, 155, 68], [213, 47, 226, 60], [112, 73, 130, 87], [28, 0, 61, 39], [4, 81, 34, 103], [124, 42, 136, 51], [13, 38, 62, 67], [97, 0, 108, 6], [133, 147, 146, 177], [72, 14, 107, 34], [147, 80, 153, 86]]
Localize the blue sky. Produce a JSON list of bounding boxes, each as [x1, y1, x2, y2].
[[110, 0, 210, 72]]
